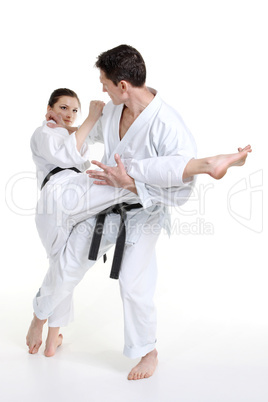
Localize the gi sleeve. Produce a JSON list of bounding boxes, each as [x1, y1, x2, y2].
[[132, 178, 196, 208], [36, 123, 90, 168], [143, 179, 196, 207], [125, 113, 197, 206], [125, 108, 197, 188], [125, 154, 194, 188], [86, 119, 104, 145]]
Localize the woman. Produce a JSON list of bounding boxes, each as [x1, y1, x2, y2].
[[31, 88, 136, 259], [27, 87, 140, 357]]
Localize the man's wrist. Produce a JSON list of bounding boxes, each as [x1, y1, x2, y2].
[[124, 176, 138, 194]]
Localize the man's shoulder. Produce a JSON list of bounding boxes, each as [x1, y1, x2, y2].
[[158, 96, 181, 117], [155, 98, 187, 130]]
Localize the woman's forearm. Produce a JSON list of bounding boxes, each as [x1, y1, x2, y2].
[[75, 101, 105, 152], [75, 116, 97, 152]]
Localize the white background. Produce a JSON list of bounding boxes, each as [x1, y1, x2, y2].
[[1, 0, 267, 401]]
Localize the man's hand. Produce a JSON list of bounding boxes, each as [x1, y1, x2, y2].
[[86, 154, 138, 194]]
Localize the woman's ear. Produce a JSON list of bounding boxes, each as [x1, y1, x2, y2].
[[47, 105, 52, 112]]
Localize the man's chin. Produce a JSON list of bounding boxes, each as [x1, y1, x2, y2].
[[111, 99, 124, 106]]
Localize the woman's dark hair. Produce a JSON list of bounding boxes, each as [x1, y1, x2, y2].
[[95, 44, 146, 87], [48, 88, 81, 109]]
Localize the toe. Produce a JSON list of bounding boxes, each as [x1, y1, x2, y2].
[[127, 372, 134, 380], [32, 346, 39, 354], [29, 343, 40, 354]]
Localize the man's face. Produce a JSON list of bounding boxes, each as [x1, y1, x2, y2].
[[99, 70, 124, 105]]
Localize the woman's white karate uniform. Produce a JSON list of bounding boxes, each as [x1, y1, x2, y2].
[[31, 121, 136, 258], [32, 91, 197, 359]]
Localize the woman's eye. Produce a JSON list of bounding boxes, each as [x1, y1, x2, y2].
[[60, 106, 67, 110], [73, 109, 78, 113]]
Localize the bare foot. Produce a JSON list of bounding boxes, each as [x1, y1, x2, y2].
[[208, 145, 252, 180], [44, 327, 63, 357], [128, 349, 158, 380], [26, 314, 47, 354]]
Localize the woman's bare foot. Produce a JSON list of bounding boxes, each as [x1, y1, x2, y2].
[[44, 327, 63, 357], [128, 349, 158, 380], [183, 145, 252, 181], [207, 145, 252, 180], [26, 314, 47, 354]]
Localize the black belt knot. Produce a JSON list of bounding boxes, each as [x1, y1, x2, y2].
[[88, 202, 142, 279]]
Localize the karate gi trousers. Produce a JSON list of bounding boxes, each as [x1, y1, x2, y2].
[[36, 171, 136, 258], [33, 208, 163, 359]]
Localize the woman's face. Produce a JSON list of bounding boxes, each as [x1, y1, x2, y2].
[[48, 96, 79, 126]]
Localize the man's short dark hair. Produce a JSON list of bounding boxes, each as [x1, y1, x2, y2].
[[95, 44, 146, 87]]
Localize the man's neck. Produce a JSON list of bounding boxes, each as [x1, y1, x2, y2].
[[123, 86, 155, 119]]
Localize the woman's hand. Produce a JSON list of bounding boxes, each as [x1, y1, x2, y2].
[[88, 101, 105, 123], [74, 101, 105, 151], [46, 110, 76, 134], [46, 110, 65, 127]]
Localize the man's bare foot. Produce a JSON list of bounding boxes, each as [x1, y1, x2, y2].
[[44, 327, 63, 357], [207, 145, 252, 180], [26, 313, 47, 354], [128, 349, 158, 380]]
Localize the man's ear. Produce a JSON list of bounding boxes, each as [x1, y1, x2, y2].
[[119, 80, 128, 92]]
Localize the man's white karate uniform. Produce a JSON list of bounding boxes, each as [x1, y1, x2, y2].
[[33, 89, 197, 359]]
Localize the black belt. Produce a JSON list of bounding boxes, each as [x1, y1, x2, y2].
[[88, 202, 142, 279], [41, 167, 81, 190]]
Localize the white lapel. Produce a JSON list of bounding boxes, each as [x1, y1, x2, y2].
[[106, 90, 162, 165]]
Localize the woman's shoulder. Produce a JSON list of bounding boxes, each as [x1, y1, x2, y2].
[[34, 121, 69, 137], [30, 121, 69, 151]]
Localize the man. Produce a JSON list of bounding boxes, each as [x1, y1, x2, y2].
[[27, 44, 250, 380]]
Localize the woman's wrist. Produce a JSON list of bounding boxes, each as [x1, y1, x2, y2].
[[67, 126, 78, 134]]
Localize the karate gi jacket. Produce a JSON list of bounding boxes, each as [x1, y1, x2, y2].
[[87, 89, 197, 243]]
